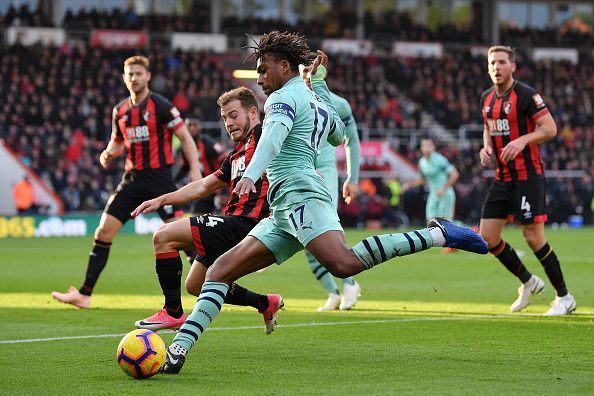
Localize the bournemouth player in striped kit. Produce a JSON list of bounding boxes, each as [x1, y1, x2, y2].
[[52, 56, 201, 309], [479, 46, 576, 315], [131, 87, 283, 332]]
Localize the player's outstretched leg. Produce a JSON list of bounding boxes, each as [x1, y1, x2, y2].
[[162, 236, 277, 374], [348, 218, 487, 272], [186, 261, 284, 334], [51, 214, 122, 308], [426, 218, 489, 254], [136, 220, 193, 330], [135, 251, 186, 330], [162, 280, 229, 374]]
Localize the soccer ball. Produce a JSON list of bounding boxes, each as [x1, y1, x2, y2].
[[116, 329, 166, 379]]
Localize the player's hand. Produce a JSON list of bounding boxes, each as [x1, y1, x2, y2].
[[234, 177, 256, 197], [479, 146, 495, 167], [188, 167, 202, 183], [99, 150, 112, 168], [131, 198, 162, 217], [310, 50, 328, 80], [401, 181, 411, 193], [436, 187, 445, 197], [500, 139, 526, 163], [342, 182, 359, 205]]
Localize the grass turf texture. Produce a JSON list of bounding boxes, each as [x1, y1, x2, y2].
[[0, 227, 593, 394]]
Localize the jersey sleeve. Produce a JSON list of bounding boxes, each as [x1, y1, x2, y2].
[[156, 95, 185, 132], [243, 120, 290, 182], [111, 106, 124, 142], [214, 151, 233, 183], [438, 153, 455, 174], [263, 92, 297, 131], [479, 94, 487, 127], [524, 86, 550, 121], [341, 101, 361, 184]]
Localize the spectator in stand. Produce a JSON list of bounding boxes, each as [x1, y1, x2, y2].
[[13, 176, 35, 214]]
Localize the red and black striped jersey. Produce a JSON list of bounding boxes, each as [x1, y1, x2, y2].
[[480, 80, 550, 182], [213, 124, 270, 220], [112, 92, 184, 171]]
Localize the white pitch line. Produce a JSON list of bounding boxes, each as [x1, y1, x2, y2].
[[0, 314, 524, 345]]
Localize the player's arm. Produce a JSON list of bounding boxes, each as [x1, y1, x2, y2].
[[309, 51, 346, 146], [100, 107, 126, 168], [342, 111, 361, 205], [500, 112, 556, 163], [437, 166, 459, 196], [131, 174, 226, 217], [401, 175, 426, 192], [479, 124, 495, 167], [174, 125, 202, 182], [234, 120, 290, 196]]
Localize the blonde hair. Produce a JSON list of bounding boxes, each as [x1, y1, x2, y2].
[[124, 55, 150, 71], [487, 46, 515, 63], [217, 87, 258, 111]]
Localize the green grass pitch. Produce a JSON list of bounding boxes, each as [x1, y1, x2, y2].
[[1, 227, 593, 394]]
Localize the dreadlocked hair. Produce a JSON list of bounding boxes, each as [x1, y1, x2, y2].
[[245, 31, 310, 72]]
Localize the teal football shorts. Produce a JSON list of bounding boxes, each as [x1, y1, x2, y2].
[[248, 196, 343, 264]]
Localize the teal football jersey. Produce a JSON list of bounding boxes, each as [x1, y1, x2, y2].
[[243, 76, 345, 207], [419, 152, 454, 193]]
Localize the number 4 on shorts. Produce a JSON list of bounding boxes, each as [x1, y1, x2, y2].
[[205, 216, 224, 227], [521, 196, 531, 212]]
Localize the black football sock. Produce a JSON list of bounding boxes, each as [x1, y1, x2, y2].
[[79, 239, 111, 296], [534, 243, 567, 297], [224, 283, 269, 312], [490, 240, 532, 283], [155, 251, 184, 318]]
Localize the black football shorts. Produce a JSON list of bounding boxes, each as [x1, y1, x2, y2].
[[105, 167, 182, 224], [482, 178, 547, 224], [189, 214, 259, 266]]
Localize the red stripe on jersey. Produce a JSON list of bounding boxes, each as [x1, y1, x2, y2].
[[526, 117, 544, 175], [163, 124, 173, 166], [191, 224, 206, 257], [532, 107, 549, 121], [117, 102, 133, 169], [146, 99, 160, 169], [231, 134, 255, 217], [116, 101, 130, 142], [130, 107, 143, 170], [250, 178, 269, 219], [508, 90, 527, 180]]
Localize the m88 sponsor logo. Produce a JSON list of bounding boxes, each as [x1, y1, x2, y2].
[[487, 118, 510, 136], [126, 125, 150, 142]]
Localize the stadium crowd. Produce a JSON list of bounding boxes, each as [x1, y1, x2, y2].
[[3, 4, 592, 46], [0, 43, 235, 212], [0, 5, 592, 225]]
